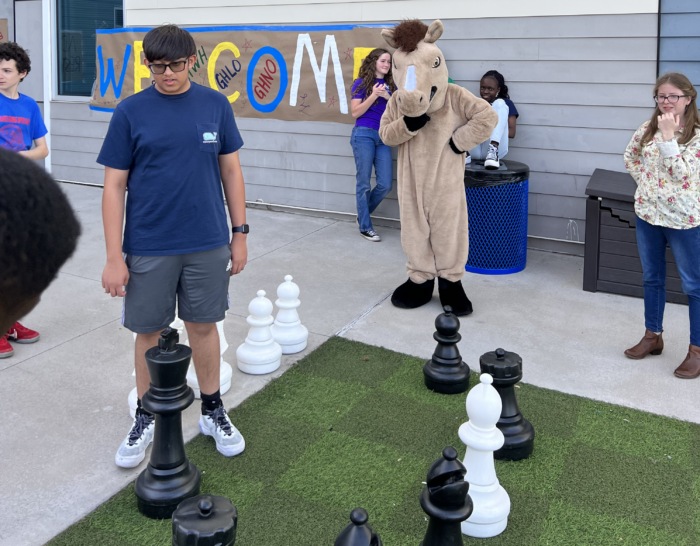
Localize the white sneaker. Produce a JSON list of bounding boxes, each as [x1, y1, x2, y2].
[[115, 408, 155, 468], [199, 404, 245, 457], [465, 153, 472, 165], [484, 144, 499, 170], [360, 229, 381, 242]]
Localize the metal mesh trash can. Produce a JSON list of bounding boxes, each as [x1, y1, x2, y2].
[[464, 159, 529, 275]]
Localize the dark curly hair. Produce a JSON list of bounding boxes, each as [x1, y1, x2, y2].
[[0, 42, 31, 82], [0, 149, 81, 318], [391, 19, 428, 53], [481, 70, 510, 100], [354, 49, 396, 99]]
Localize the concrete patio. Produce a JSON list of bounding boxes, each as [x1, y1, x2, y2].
[[1, 182, 697, 546]]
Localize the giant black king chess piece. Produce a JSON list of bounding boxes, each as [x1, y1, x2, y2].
[[420, 446, 473, 546], [423, 306, 471, 394], [480, 348, 535, 461], [135, 328, 201, 519]]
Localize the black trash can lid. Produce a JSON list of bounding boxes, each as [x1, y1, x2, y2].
[[464, 159, 529, 188]]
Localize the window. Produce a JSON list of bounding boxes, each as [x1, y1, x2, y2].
[[57, 0, 124, 97], [659, 0, 700, 85]]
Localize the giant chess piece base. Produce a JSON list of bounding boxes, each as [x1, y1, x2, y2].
[[135, 329, 201, 519], [460, 483, 510, 538]]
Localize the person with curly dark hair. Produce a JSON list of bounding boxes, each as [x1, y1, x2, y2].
[[0, 148, 80, 356], [0, 42, 48, 160], [350, 48, 396, 242]]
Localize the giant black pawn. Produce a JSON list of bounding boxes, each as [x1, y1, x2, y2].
[[480, 348, 535, 461], [335, 507, 382, 546], [420, 446, 473, 546], [135, 328, 201, 519], [172, 495, 238, 546], [423, 306, 471, 394]]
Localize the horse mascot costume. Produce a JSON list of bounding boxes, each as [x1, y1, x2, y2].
[[379, 19, 497, 315]]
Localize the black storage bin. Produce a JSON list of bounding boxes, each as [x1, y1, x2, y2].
[[583, 168, 688, 305]]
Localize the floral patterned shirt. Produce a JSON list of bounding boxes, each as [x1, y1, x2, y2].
[[623, 120, 700, 229]]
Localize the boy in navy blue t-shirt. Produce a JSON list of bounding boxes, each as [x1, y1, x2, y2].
[[97, 25, 248, 468], [0, 42, 50, 359]]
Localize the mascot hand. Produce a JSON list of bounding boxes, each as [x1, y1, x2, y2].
[[403, 113, 430, 132], [449, 137, 464, 155]]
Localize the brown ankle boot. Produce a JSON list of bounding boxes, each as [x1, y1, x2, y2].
[[674, 345, 700, 379], [624, 330, 663, 360]]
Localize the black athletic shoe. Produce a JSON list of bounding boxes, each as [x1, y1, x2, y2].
[[360, 229, 381, 242], [484, 144, 499, 170]]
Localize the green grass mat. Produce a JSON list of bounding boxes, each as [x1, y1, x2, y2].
[[49, 337, 700, 545]]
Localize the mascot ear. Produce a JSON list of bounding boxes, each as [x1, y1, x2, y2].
[[381, 28, 398, 49], [424, 20, 444, 43]]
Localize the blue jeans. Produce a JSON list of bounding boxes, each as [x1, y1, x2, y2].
[[636, 218, 700, 345], [351, 126, 393, 232]]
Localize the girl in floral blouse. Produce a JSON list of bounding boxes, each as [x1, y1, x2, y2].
[[623, 72, 700, 378]]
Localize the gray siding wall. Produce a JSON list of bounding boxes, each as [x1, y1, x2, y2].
[[660, 0, 700, 85], [51, 13, 659, 249]]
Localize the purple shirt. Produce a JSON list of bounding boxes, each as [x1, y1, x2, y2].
[[351, 78, 390, 131]]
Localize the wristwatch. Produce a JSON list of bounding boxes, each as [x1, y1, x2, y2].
[[232, 224, 250, 234]]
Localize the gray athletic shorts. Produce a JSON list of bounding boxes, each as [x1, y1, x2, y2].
[[122, 244, 231, 334]]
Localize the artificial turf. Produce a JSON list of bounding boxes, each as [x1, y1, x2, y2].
[[48, 337, 700, 545]]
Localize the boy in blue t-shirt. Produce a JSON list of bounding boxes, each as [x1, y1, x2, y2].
[[97, 25, 248, 468], [0, 42, 50, 359], [0, 43, 48, 158]]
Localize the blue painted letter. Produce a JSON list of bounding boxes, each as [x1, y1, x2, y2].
[[98, 44, 132, 98]]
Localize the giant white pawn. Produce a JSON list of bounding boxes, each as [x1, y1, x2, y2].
[[460, 374, 511, 538], [237, 290, 282, 375], [271, 275, 308, 354], [185, 319, 233, 398]]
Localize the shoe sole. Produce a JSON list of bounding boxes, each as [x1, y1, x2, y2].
[[9, 335, 40, 344], [199, 419, 246, 457], [484, 161, 499, 170], [360, 234, 381, 242], [624, 349, 662, 360], [0, 351, 13, 358]]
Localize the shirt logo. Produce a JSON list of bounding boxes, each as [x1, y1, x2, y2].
[[202, 132, 218, 143]]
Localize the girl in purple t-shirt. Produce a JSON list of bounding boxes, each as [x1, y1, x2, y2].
[[350, 48, 396, 242]]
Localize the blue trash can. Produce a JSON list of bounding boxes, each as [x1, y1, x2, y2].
[[464, 159, 529, 275]]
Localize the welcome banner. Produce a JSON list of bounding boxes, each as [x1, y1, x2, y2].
[[90, 24, 392, 124]]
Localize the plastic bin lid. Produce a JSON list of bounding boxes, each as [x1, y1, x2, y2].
[[464, 159, 529, 187]]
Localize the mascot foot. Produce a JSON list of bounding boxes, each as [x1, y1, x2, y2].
[[391, 278, 435, 309], [438, 278, 473, 316]]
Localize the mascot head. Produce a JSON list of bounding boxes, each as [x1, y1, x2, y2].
[[382, 19, 448, 117]]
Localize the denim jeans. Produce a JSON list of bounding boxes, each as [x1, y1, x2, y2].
[[351, 126, 393, 232], [636, 217, 700, 345]]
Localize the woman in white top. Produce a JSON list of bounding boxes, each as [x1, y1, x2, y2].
[[623, 72, 700, 378]]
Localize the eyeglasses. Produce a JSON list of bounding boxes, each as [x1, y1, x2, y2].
[[148, 60, 187, 75], [654, 94, 689, 104]]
